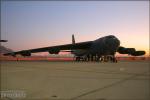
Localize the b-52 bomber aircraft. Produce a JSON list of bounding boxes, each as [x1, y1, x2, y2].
[[3, 35, 145, 62]]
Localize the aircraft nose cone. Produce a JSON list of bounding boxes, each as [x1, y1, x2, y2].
[[106, 36, 120, 49], [114, 37, 120, 46]]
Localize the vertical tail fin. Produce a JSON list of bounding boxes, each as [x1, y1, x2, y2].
[[72, 34, 75, 44]]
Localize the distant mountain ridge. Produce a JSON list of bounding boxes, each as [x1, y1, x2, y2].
[[0, 45, 13, 54]]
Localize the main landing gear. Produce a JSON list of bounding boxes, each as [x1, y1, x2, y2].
[[74, 54, 117, 62]]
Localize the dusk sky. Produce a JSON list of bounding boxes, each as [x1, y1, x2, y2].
[[1, 1, 149, 55]]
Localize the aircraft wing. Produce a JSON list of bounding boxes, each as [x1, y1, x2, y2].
[[3, 41, 93, 56]]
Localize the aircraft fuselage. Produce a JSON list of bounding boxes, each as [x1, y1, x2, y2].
[[73, 35, 120, 57]]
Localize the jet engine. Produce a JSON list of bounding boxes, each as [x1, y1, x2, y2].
[[3, 52, 16, 57], [11, 52, 16, 57], [49, 48, 60, 54], [117, 46, 136, 54], [117, 46, 145, 56], [20, 51, 31, 56], [130, 51, 145, 56]]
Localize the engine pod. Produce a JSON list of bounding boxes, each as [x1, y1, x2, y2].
[[49, 48, 60, 54]]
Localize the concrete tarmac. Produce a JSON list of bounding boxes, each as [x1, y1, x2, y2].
[[1, 61, 150, 100]]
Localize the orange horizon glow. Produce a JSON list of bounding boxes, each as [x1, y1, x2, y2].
[[1, 54, 150, 61]]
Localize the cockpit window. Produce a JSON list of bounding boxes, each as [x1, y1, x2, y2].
[[107, 35, 115, 38]]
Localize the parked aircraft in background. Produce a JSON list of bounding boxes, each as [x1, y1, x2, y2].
[[3, 35, 145, 62], [0, 40, 8, 42]]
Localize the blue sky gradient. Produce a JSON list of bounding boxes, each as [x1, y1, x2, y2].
[[1, 1, 149, 55]]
